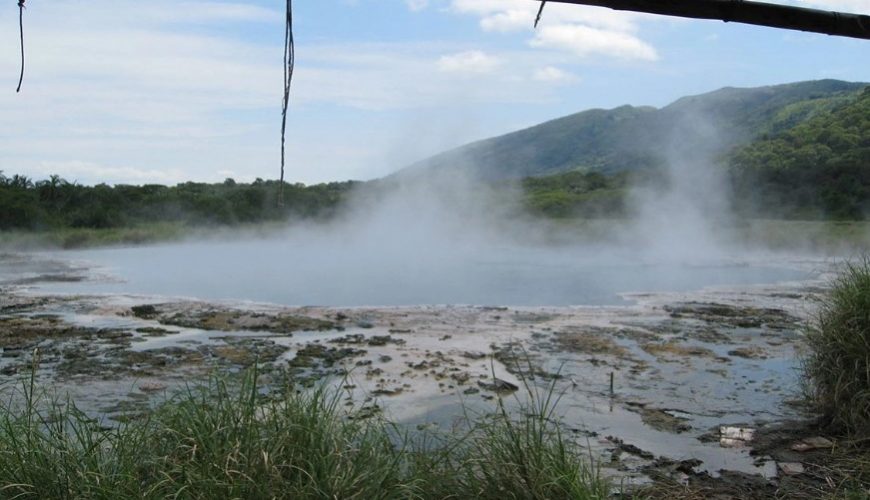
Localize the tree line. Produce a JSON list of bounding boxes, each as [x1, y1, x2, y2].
[[0, 174, 356, 231]]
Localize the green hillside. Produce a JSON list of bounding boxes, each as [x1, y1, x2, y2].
[[521, 85, 870, 220], [730, 87, 870, 219], [401, 80, 866, 180]]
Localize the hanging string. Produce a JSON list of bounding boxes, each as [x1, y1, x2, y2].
[[280, 0, 294, 207], [534, 1, 547, 28], [16, 0, 25, 92]]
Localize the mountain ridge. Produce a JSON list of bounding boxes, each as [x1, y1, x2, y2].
[[396, 79, 867, 181]]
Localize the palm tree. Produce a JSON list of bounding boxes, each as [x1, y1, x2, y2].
[[9, 174, 32, 189]]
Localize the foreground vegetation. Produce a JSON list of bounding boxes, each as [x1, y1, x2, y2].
[[0, 366, 608, 499], [803, 258, 870, 439]]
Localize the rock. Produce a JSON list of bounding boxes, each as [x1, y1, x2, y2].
[[791, 436, 833, 452], [635, 407, 692, 434], [477, 378, 519, 394], [367, 335, 397, 346], [461, 350, 486, 360], [131, 305, 158, 319], [371, 387, 403, 396], [676, 459, 703, 474], [139, 382, 167, 393], [719, 425, 754, 447], [778, 462, 805, 476], [607, 436, 655, 460]]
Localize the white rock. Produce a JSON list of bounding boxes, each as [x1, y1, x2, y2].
[[778, 462, 805, 476]]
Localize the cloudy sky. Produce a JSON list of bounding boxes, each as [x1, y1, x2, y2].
[[0, 0, 868, 185]]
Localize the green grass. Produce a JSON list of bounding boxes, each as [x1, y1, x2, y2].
[[0, 363, 609, 499], [411, 372, 609, 500], [803, 257, 870, 438]]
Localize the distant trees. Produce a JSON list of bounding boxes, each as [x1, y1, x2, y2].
[[0, 175, 358, 231]]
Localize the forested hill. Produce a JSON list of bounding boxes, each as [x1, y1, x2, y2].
[[399, 80, 867, 180], [521, 86, 870, 220], [729, 86, 870, 219]]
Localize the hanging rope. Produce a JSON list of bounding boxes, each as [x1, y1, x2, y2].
[[16, 0, 25, 92], [280, 0, 294, 207], [535, 1, 547, 28]]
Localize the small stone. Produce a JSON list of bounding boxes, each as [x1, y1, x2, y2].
[[139, 382, 167, 393], [131, 305, 158, 319], [791, 436, 833, 452], [778, 462, 805, 476], [477, 378, 519, 394], [461, 350, 486, 360]]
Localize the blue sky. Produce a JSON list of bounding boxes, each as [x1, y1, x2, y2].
[[0, 0, 868, 185]]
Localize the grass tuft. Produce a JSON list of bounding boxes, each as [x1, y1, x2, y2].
[[803, 256, 870, 438], [0, 363, 609, 499], [412, 369, 608, 499]]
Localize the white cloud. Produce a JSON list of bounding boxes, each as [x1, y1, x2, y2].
[[532, 25, 658, 61], [0, 1, 583, 185], [406, 0, 430, 12], [437, 50, 502, 74], [533, 66, 580, 84], [450, 0, 662, 61]]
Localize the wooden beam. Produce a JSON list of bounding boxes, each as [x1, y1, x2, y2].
[[540, 0, 870, 40]]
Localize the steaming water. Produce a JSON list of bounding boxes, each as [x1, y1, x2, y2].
[[40, 238, 807, 307]]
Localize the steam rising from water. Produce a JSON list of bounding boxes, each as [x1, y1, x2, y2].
[[628, 108, 735, 262], [48, 141, 808, 306]]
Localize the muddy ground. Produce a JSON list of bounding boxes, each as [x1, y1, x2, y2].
[[0, 251, 864, 498]]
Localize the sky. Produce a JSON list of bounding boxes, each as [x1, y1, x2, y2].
[[0, 0, 868, 186]]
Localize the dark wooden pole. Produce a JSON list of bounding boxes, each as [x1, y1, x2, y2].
[[539, 0, 870, 40]]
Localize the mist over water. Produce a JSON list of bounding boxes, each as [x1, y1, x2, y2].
[[627, 107, 736, 262], [45, 158, 808, 307]]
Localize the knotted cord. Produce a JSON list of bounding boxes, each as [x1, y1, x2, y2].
[[280, 0, 294, 207], [16, 0, 25, 92]]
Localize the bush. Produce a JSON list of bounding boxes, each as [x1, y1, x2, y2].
[[803, 257, 870, 437]]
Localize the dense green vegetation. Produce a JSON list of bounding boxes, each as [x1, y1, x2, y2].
[[729, 87, 870, 219], [521, 170, 631, 218], [803, 258, 870, 438], [521, 84, 870, 220], [0, 173, 356, 232], [0, 367, 608, 499]]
